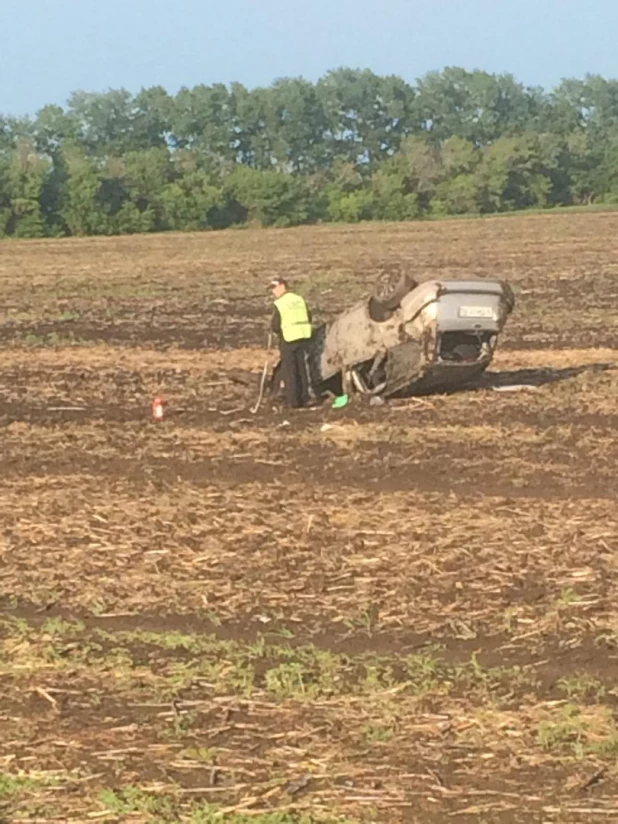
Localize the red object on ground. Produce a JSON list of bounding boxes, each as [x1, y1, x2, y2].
[[152, 397, 164, 421]]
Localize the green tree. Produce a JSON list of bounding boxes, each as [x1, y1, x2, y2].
[[592, 128, 618, 202], [369, 155, 420, 220], [230, 83, 278, 170], [5, 68, 618, 236], [110, 200, 156, 234], [5, 139, 50, 237], [67, 89, 134, 155], [565, 131, 599, 204], [399, 136, 443, 212], [132, 86, 174, 149], [415, 68, 534, 145], [60, 148, 110, 235], [320, 159, 364, 221], [0, 115, 34, 151], [326, 188, 373, 222], [433, 174, 479, 215], [0, 115, 9, 153], [269, 78, 329, 172], [542, 81, 587, 134], [0, 162, 11, 235], [553, 76, 618, 134], [34, 105, 77, 155], [225, 166, 312, 226], [476, 135, 550, 212], [172, 83, 235, 173], [33, 108, 78, 235], [161, 172, 224, 231], [432, 137, 481, 215], [121, 148, 173, 228], [535, 133, 573, 205], [440, 136, 480, 176], [318, 68, 416, 164]]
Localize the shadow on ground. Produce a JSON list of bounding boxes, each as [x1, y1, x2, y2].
[[476, 361, 615, 390]]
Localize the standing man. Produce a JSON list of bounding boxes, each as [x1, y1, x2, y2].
[[269, 277, 312, 408]]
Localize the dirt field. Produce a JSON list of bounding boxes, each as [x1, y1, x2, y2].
[[1, 213, 617, 823]]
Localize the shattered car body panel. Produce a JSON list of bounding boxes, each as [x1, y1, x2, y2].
[[303, 279, 515, 398]]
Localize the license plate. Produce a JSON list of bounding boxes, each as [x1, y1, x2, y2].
[[458, 305, 495, 319]]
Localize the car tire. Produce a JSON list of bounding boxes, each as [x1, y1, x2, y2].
[[372, 270, 417, 310]]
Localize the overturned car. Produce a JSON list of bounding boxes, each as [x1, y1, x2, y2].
[[273, 273, 515, 400]]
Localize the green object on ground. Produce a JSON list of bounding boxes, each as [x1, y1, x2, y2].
[[332, 394, 349, 409]]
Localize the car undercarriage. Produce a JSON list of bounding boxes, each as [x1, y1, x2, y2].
[[272, 273, 515, 402]]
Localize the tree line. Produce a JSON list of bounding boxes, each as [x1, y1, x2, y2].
[[2, 67, 618, 237]]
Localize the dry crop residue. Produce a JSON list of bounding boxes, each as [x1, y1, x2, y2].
[[1, 214, 618, 822]]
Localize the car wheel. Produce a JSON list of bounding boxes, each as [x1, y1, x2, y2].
[[372, 270, 417, 310]]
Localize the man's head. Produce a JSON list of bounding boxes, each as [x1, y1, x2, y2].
[[269, 277, 288, 299]]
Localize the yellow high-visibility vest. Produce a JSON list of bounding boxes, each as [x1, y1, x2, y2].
[[274, 292, 312, 342]]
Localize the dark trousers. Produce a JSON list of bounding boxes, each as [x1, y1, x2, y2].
[[280, 340, 310, 408]]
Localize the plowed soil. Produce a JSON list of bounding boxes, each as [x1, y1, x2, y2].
[[1, 214, 618, 823]]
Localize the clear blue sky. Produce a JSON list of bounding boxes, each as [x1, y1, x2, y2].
[[1, 0, 617, 116]]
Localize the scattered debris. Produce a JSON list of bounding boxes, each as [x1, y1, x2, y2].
[[578, 767, 607, 792], [33, 687, 58, 709], [492, 384, 539, 392], [332, 394, 349, 409], [152, 397, 165, 420], [227, 371, 256, 386], [286, 775, 312, 796]]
